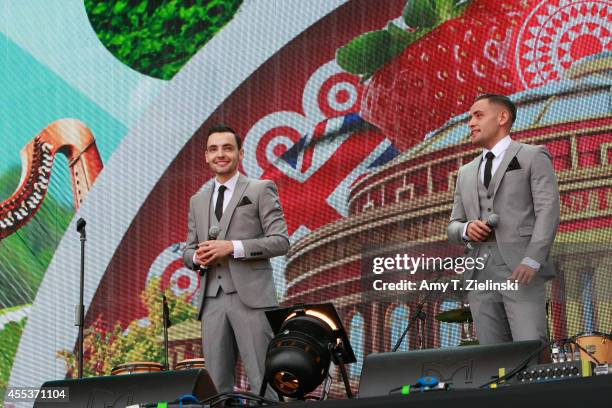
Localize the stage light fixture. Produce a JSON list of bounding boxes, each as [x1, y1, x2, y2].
[[261, 303, 356, 399]]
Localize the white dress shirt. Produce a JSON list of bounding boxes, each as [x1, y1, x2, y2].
[[462, 136, 540, 270], [478, 135, 512, 184], [193, 171, 245, 265]]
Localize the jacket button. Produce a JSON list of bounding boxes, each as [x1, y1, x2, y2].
[[217, 263, 221, 267], [487, 195, 491, 199], [487, 208, 491, 211], [217, 276, 221, 279]]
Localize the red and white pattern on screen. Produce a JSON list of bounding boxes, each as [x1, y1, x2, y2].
[[516, 0, 612, 88]]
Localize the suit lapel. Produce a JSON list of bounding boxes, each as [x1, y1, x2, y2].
[[467, 154, 481, 218], [200, 183, 213, 240], [218, 174, 249, 240], [490, 140, 521, 197]]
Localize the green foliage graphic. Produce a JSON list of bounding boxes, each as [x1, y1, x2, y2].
[[85, 0, 243, 80], [0, 315, 27, 398], [57, 278, 197, 377]]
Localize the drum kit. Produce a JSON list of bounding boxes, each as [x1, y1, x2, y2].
[[435, 304, 478, 346], [435, 305, 612, 366], [109, 294, 209, 377], [110, 358, 206, 376], [570, 332, 612, 365]]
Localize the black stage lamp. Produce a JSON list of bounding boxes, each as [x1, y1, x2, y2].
[[261, 303, 356, 399]]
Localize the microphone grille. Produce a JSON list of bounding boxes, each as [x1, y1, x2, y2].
[[76, 218, 86, 232], [209, 226, 220, 239], [488, 213, 500, 228]]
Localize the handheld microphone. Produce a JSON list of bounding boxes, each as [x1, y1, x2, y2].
[[208, 226, 220, 240], [485, 213, 499, 229], [465, 214, 499, 254], [197, 226, 221, 275]]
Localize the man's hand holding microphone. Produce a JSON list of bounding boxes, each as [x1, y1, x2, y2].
[[194, 226, 234, 268], [465, 213, 536, 285], [466, 213, 499, 242]]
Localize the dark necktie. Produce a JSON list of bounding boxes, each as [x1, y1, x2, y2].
[[215, 185, 227, 221], [484, 151, 495, 188]]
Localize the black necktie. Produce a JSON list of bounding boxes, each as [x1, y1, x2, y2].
[[484, 151, 495, 188], [215, 185, 227, 221]]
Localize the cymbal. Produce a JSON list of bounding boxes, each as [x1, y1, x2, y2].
[[435, 307, 472, 323]]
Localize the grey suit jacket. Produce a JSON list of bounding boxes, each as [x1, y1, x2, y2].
[[448, 140, 560, 279], [183, 174, 290, 319]]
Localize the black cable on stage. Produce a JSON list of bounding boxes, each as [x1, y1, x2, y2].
[[140, 390, 279, 407], [479, 340, 553, 389], [199, 391, 279, 407]]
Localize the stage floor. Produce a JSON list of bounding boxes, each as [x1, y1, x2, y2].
[[159, 374, 612, 408]]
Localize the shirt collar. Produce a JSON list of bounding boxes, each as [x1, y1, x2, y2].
[[214, 171, 240, 193], [483, 135, 512, 160]]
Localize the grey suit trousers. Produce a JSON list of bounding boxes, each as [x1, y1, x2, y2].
[[201, 289, 277, 400], [467, 243, 548, 345]]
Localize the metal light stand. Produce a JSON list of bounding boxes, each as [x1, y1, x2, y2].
[[329, 341, 354, 398]]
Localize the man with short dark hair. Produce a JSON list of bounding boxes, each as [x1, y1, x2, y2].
[[183, 125, 289, 397], [448, 94, 560, 344]]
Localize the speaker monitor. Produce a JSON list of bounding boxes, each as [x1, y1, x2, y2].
[[358, 340, 542, 398], [33, 369, 216, 407]]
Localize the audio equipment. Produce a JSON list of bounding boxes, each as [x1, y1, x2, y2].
[[358, 340, 542, 398], [499, 359, 593, 385], [33, 369, 216, 407]]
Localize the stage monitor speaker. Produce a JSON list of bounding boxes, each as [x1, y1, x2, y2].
[[33, 368, 217, 407], [358, 340, 542, 398]]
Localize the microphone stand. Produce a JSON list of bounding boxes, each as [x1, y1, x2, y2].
[[162, 295, 172, 370], [392, 274, 443, 352], [75, 218, 86, 378]]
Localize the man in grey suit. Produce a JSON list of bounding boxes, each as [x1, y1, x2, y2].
[[183, 124, 289, 398], [448, 94, 560, 345]]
